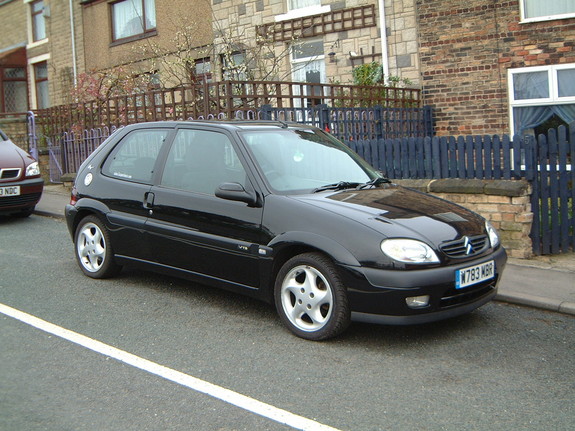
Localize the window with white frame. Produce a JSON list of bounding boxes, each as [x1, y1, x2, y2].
[[291, 39, 325, 107], [520, 0, 575, 22], [111, 0, 156, 42], [508, 64, 575, 136], [277, 0, 329, 21], [30, 0, 46, 42]]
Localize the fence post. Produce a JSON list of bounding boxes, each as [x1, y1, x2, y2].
[[260, 104, 272, 120], [317, 104, 330, 131], [374, 105, 383, 140], [26, 111, 38, 160], [423, 106, 434, 137]]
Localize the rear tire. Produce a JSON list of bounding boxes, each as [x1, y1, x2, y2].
[[74, 215, 121, 278], [274, 252, 350, 341]]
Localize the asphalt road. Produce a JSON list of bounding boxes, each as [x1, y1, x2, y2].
[[1, 215, 574, 431]]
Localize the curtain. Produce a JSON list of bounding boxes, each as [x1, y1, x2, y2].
[[514, 104, 575, 135], [551, 104, 575, 124], [513, 106, 553, 135], [144, 0, 156, 29], [113, 0, 143, 40]]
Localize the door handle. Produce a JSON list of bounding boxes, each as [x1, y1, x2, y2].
[[143, 192, 155, 209]]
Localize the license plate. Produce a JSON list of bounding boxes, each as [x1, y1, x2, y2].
[[0, 186, 20, 197], [456, 260, 495, 289]]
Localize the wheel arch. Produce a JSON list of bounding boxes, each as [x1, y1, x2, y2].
[[263, 231, 361, 302], [67, 198, 111, 238]]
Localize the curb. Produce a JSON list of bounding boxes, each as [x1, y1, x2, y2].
[[495, 293, 575, 316]]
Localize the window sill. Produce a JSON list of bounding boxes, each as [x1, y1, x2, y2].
[[27, 39, 49, 50], [520, 12, 575, 24], [110, 30, 158, 48]]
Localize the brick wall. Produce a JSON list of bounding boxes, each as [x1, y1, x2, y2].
[[396, 178, 533, 258], [416, 0, 575, 136]]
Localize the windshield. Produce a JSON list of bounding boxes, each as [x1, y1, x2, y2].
[[240, 128, 378, 194]]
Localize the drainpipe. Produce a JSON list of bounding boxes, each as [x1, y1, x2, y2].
[[69, 0, 78, 86], [378, 0, 390, 81]]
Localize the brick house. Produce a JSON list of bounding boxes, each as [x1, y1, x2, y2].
[[416, 0, 575, 136], [0, 0, 84, 112]]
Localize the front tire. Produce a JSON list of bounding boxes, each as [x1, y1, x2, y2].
[[74, 215, 121, 278], [274, 252, 350, 341]]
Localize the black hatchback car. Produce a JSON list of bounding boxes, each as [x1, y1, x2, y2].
[[65, 121, 506, 340]]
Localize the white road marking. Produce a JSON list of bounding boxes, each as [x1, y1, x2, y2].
[[0, 303, 342, 431]]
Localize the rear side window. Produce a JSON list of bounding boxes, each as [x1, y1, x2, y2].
[[102, 129, 169, 183]]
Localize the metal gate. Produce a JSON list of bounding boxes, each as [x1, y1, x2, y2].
[[528, 126, 575, 255]]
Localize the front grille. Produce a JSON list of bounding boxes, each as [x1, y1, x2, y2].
[[0, 192, 41, 208], [0, 168, 21, 180], [440, 235, 488, 258]]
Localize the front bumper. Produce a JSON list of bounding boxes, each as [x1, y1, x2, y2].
[[0, 177, 44, 213], [343, 246, 507, 325]]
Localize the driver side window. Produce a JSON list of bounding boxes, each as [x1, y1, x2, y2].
[[161, 129, 247, 195]]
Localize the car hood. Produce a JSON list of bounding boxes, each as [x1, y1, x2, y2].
[[294, 184, 486, 247], [0, 139, 32, 168]]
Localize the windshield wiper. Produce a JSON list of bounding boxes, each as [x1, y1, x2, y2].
[[357, 177, 392, 189], [312, 181, 361, 193]]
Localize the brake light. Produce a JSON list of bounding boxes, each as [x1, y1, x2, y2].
[[70, 186, 78, 206]]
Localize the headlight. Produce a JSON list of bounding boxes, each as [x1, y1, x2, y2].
[[381, 239, 440, 264], [25, 162, 40, 177], [485, 221, 500, 248]]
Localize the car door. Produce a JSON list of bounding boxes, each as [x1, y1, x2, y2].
[[98, 126, 173, 261], [144, 127, 265, 290]]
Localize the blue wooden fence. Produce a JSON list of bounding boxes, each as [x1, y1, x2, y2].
[[344, 127, 574, 255], [346, 134, 525, 180]]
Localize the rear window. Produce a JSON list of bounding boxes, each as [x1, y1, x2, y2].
[[102, 129, 169, 183]]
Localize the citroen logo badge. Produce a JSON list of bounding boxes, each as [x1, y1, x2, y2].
[[463, 236, 473, 255]]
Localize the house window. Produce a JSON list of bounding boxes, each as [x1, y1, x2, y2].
[[2, 68, 28, 112], [34, 62, 49, 109], [289, 0, 321, 10], [221, 52, 246, 81], [194, 58, 212, 83], [31, 0, 47, 42], [508, 64, 575, 136], [291, 39, 325, 107], [111, 0, 156, 42], [520, 0, 575, 22]]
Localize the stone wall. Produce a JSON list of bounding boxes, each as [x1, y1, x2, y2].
[[395, 178, 533, 259], [416, 0, 575, 136]]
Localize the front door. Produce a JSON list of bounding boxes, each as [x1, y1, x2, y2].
[[145, 127, 264, 289]]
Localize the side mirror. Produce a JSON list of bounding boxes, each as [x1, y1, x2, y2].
[[215, 182, 259, 206]]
